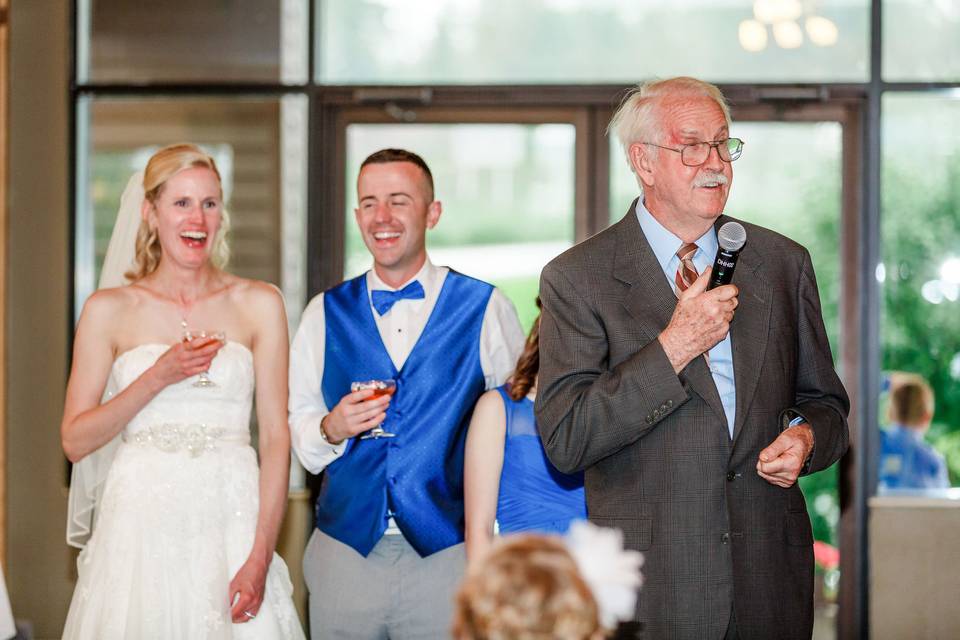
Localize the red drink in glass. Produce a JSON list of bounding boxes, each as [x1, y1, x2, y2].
[[351, 379, 397, 439]]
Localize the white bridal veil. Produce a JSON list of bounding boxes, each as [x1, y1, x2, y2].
[[66, 171, 144, 548]]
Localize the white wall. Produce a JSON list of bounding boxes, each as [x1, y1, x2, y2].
[[870, 495, 960, 638]]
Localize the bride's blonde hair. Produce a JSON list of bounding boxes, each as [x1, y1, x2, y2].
[[125, 143, 231, 281]]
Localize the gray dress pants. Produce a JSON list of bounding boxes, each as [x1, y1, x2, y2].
[[304, 528, 465, 640]]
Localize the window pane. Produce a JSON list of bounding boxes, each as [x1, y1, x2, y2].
[[319, 0, 868, 84], [880, 93, 960, 492], [883, 0, 960, 81], [344, 123, 576, 330], [609, 122, 844, 623], [75, 96, 309, 329], [80, 0, 308, 83]]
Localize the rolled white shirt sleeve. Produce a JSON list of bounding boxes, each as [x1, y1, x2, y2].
[[480, 288, 526, 390], [288, 293, 346, 474]]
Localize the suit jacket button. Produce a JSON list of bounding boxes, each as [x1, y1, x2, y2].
[[726, 471, 736, 481], [721, 532, 731, 544]]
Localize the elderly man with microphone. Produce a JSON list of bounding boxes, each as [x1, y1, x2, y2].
[[535, 77, 849, 640]]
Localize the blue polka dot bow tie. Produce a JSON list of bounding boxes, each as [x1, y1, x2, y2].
[[371, 280, 425, 316]]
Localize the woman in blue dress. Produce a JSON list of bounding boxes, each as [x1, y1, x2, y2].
[[464, 300, 587, 564]]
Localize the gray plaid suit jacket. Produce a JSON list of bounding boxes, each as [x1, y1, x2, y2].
[[535, 206, 849, 640]]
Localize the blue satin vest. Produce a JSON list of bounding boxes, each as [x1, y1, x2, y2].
[[318, 271, 492, 557]]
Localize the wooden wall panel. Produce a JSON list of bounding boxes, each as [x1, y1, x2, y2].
[[0, 0, 9, 569]]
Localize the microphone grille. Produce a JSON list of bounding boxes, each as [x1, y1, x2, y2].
[[718, 221, 747, 252]]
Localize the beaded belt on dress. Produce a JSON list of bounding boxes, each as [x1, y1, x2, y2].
[[122, 423, 249, 457]]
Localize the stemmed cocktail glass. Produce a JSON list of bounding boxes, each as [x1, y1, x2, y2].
[[182, 328, 226, 388], [351, 379, 397, 439]]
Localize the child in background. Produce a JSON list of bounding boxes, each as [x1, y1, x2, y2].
[[453, 521, 642, 640]]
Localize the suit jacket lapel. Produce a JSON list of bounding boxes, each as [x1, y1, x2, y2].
[[613, 203, 728, 426], [613, 205, 674, 340], [722, 216, 772, 443]]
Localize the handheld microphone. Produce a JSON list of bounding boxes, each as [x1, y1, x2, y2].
[[707, 222, 747, 290]]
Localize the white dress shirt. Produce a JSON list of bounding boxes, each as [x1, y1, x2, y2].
[[289, 257, 525, 475]]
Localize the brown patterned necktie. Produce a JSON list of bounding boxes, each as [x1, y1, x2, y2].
[[674, 242, 699, 294]]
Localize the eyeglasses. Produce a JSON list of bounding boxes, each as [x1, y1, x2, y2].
[[642, 137, 744, 167]]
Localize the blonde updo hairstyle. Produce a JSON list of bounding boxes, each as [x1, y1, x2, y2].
[[452, 535, 603, 640], [125, 143, 231, 281]]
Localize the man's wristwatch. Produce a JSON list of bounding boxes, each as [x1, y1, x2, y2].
[[319, 416, 339, 445]]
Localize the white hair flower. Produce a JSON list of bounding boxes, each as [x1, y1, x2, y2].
[[564, 520, 644, 629]]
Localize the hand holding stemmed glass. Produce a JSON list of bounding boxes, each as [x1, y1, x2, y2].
[[321, 380, 395, 444], [181, 328, 227, 387], [351, 379, 397, 439]]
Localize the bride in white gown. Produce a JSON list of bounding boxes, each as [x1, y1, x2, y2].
[[60, 143, 305, 639]]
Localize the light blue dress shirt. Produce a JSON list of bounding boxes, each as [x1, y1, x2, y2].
[[635, 200, 737, 437]]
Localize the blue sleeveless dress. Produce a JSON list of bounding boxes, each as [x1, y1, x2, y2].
[[495, 385, 587, 534]]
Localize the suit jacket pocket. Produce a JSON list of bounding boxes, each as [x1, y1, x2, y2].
[[784, 511, 813, 546], [591, 516, 652, 551]]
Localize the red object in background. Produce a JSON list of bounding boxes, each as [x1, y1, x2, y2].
[[813, 540, 840, 570]]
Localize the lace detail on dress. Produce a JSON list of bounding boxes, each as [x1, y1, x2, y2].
[[123, 423, 246, 457]]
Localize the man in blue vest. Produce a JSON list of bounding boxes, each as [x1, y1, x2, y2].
[[289, 148, 525, 639]]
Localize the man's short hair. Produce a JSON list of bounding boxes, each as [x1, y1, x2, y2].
[[360, 148, 435, 201], [888, 373, 935, 427], [607, 77, 732, 179]]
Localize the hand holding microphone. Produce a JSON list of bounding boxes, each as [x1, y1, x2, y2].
[[658, 222, 746, 373]]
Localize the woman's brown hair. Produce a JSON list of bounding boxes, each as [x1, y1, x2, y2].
[[125, 143, 231, 281], [508, 298, 541, 401]]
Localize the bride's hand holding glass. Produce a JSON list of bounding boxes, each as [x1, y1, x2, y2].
[[181, 329, 226, 387], [148, 335, 224, 388]]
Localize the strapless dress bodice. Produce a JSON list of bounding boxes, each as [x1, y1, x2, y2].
[[108, 342, 254, 438]]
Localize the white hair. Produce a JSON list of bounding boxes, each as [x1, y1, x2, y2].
[[608, 77, 732, 182]]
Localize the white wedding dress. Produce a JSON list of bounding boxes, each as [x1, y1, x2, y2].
[[62, 342, 305, 639]]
